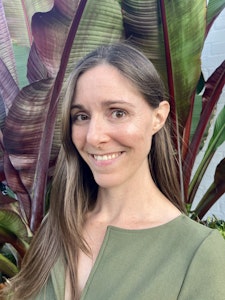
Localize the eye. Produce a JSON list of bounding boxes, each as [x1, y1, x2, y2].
[[111, 109, 127, 119], [71, 113, 89, 123]]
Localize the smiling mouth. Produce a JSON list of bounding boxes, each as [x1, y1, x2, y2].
[[92, 152, 122, 161]]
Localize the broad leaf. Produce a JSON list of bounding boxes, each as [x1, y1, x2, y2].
[[207, 0, 225, 32], [28, 0, 123, 82], [2, 0, 54, 88], [0, 59, 19, 115], [0, 194, 31, 257], [7, 0, 123, 231], [184, 60, 225, 196], [3, 78, 58, 231], [0, 253, 18, 277], [2, 0, 53, 47], [0, 0, 18, 84], [193, 158, 225, 219], [189, 105, 225, 203], [121, 0, 206, 127]]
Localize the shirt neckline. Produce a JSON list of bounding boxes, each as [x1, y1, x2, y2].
[[106, 213, 184, 233], [80, 214, 185, 299]]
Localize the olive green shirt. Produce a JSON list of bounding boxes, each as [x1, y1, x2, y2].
[[34, 215, 225, 299]]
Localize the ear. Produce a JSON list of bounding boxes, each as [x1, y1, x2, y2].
[[152, 101, 170, 134]]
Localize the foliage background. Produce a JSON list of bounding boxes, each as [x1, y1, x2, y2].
[[0, 0, 225, 281], [193, 8, 225, 219]]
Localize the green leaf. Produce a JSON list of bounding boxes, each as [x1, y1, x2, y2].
[[190, 94, 202, 141], [207, 106, 225, 151], [183, 60, 225, 200], [0, 197, 31, 257], [13, 45, 29, 88], [196, 72, 205, 94], [0, 253, 18, 277], [207, 0, 225, 29], [193, 158, 225, 219], [189, 106, 225, 201], [122, 0, 206, 127], [0, 198, 32, 242]]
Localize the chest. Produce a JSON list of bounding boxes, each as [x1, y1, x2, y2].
[[78, 226, 191, 300], [77, 226, 107, 294]]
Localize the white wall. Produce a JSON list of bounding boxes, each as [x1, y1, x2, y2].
[[192, 8, 225, 219]]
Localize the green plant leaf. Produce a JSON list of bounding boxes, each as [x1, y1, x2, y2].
[[183, 60, 225, 199], [207, 0, 225, 31], [0, 194, 31, 257], [0, 253, 18, 277], [13, 45, 30, 88], [121, 0, 206, 128], [189, 106, 225, 203], [193, 158, 225, 219]]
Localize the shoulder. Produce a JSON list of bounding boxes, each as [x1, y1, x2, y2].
[[166, 215, 225, 257], [172, 214, 218, 240], [177, 221, 225, 299]]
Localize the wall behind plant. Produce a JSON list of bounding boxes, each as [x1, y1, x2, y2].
[[192, 8, 225, 219]]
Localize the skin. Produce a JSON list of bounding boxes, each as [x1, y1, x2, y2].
[[68, 64, 181, 295]]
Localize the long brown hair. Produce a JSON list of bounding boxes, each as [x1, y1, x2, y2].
[[4, 42, 185, 299]]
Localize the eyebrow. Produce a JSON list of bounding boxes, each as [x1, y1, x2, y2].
[[70, 104, 84, 110], [71, 100, 136, 110]]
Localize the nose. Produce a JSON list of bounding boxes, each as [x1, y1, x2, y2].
[[86, 116, 109, 147]]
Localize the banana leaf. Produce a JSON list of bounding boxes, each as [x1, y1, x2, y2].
[[0, 193, 31, 258], [1, 0, 225, 231], [193, 158, 225, 219], [2, 0, 123, 231], [121, 0, 206, 129], [28, 0, 123, 82], [0, 253, 18, 277], [2, 0, 53, 47], [0, 59, 19, 115], [206, 0, 225, 33], [0, 0, 18, 85], [1, 0, 53, 87], [189, 105, 225, 203], [184, 60, 225, 198]]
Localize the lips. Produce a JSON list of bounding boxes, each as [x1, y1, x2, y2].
[[92, 152, 122, 161]]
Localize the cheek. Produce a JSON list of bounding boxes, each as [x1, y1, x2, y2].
[[71, 126, 85, 149], [117, 122, 152, 149]]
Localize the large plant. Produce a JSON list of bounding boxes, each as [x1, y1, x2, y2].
[[0, 0, 225, 280]]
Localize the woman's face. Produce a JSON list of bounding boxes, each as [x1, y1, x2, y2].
[[70, 64, 168, 189]]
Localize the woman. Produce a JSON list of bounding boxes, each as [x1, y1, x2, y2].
[[5, 43, 225, 299]]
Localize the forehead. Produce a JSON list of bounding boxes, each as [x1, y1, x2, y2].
[[72, 64, 142, 103]]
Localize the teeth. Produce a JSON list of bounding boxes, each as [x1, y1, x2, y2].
[[93, 152, 121, 161]]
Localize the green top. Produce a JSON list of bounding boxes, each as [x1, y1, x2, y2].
[[34, 215, 225, 299]]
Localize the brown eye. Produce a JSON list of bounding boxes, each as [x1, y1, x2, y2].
[[71, 113, 89, 123], [112, 110, 126, 119]]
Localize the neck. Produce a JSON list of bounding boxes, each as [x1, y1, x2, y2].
[[90, 172, 176, 228]]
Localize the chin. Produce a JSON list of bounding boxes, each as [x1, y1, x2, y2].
[[93, 174, 120, 189]]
